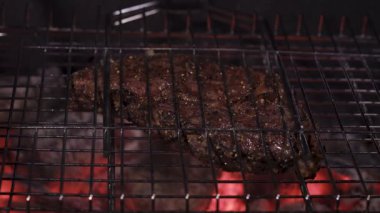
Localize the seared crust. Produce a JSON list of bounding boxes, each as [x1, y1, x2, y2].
[[70, 55, 321, 178]]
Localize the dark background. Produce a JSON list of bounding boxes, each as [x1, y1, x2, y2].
[[1, 0, 379, 33]]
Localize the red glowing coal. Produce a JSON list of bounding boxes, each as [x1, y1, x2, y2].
[[1, 128, 379, 212], [206, 172, 246, 212]]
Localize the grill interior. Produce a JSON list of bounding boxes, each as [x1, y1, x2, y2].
[[0, 1, 380, 212]]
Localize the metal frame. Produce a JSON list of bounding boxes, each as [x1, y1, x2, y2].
[[0, 2, 379, 212]]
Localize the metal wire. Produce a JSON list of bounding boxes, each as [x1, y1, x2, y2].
[[0, 2, 379, 213]]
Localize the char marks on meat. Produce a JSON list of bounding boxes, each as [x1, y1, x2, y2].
[[70, 55, 321, 178]]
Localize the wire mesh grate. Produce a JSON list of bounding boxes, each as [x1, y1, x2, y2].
[[0, 1, 379, 212]]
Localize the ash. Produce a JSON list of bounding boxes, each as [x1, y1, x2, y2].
[[0, 66, 379, 212], [0, 67, 214, 212]]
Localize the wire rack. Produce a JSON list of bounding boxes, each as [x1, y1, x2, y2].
[[0, 1, 379, 213]]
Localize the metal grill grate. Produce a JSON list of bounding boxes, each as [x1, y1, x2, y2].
[[0, 1, 379, 212]]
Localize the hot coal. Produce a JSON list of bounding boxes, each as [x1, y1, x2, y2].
[[2, 111, 214, 212], [70, 54, 321, 178], [0, 70, 214, 212], [117, 131, 215, 211]]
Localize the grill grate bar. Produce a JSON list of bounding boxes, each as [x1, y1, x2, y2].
[[344, 18, 380, 155], [140, 8, 157, 212], [5, 42, 29, 213], [2, 174, 380, 184], [260, 16, 314, 211], [20, 44, 380, 58], [213, 26, 250, 213], [0, 4, 380, 212], [278, 16, 344, 208], [167, 17, 190, 209], [236, 15, 283, 212], [187, 13, 221, 211], [325, 20, 373, 197]]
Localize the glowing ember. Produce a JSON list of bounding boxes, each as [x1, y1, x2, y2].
[[206, 172, 245, 212], [0, 129, 26, 213], [1, 127, 380, 212]]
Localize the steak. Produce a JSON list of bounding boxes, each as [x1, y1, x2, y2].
[[70, 54, 321, 178]]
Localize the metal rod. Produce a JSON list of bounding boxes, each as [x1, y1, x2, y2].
[[166, 14, 190, 209], [5, 41, 28, 213], [103, 13, 116, 212], [188, 9, 220, 211], [259, 16, 314, 211], [237, 31, 280, 213], [282, 18, 341, 201]]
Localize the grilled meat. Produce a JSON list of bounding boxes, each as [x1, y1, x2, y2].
[[70, 54, 321, 178]]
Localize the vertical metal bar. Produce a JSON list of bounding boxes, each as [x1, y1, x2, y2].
[[264, 15, 312, 155], [88, 125, 97, 213], [143, 54, 156, 212], [268, 52, 313, 212], [259, 16, 313, 212], [24, 3, 30, 29], [103, 13, 115, 212], [313, 52, 370, 210], [25, 129, 38, 213], [103, 57, 112, 155], [345, 18, 380, 99], [299, 15, 316, 52], [367, 16, 380, 45], [296, 15, 303, 36], [283, 54, 344, 207], [38, 6, 70, 212], [317, 15, 325, 37], [251, 13, 257, 34], [168, 52, 190, 212], [3, 41, 25, 213], [57, 7, 77, 212], [23, 2, 41, 205], [53, 46, 68, 213], [186, 12, 191, 33], [163, 10, 168, 34], [58, 128, 68, 213], [330, 19, 377, 207], [210, 16, 250, 212], [254, 16, 284, 212], [265, 15, 314, 155], [6, 73, 31, 212], [343, 18, 380, 156], [312, 16, 372, 203], [117, 4, 125, 212], [23, 3, 40, 209], [117, 51, 126, 212], [86, 5, 102, 213], [87, 66, 98, 212], [274, 14, 280, 36], [188, 10, 219, 211], [274, 15, 314, 159], [323, 17, 374, 193], [230, 11, 236, 34], [207, 11, 212, 34], [140, 8, 156, 212], [103, 14, 112, 155], [339, 16, 346, 37], [292, 17, 341, 200], [361, 16, 368, 37], [237, 16, 285, 212], [167, 11, 190, 211]]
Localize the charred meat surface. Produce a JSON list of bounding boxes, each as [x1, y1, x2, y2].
[[70, 55, 321, 178]]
